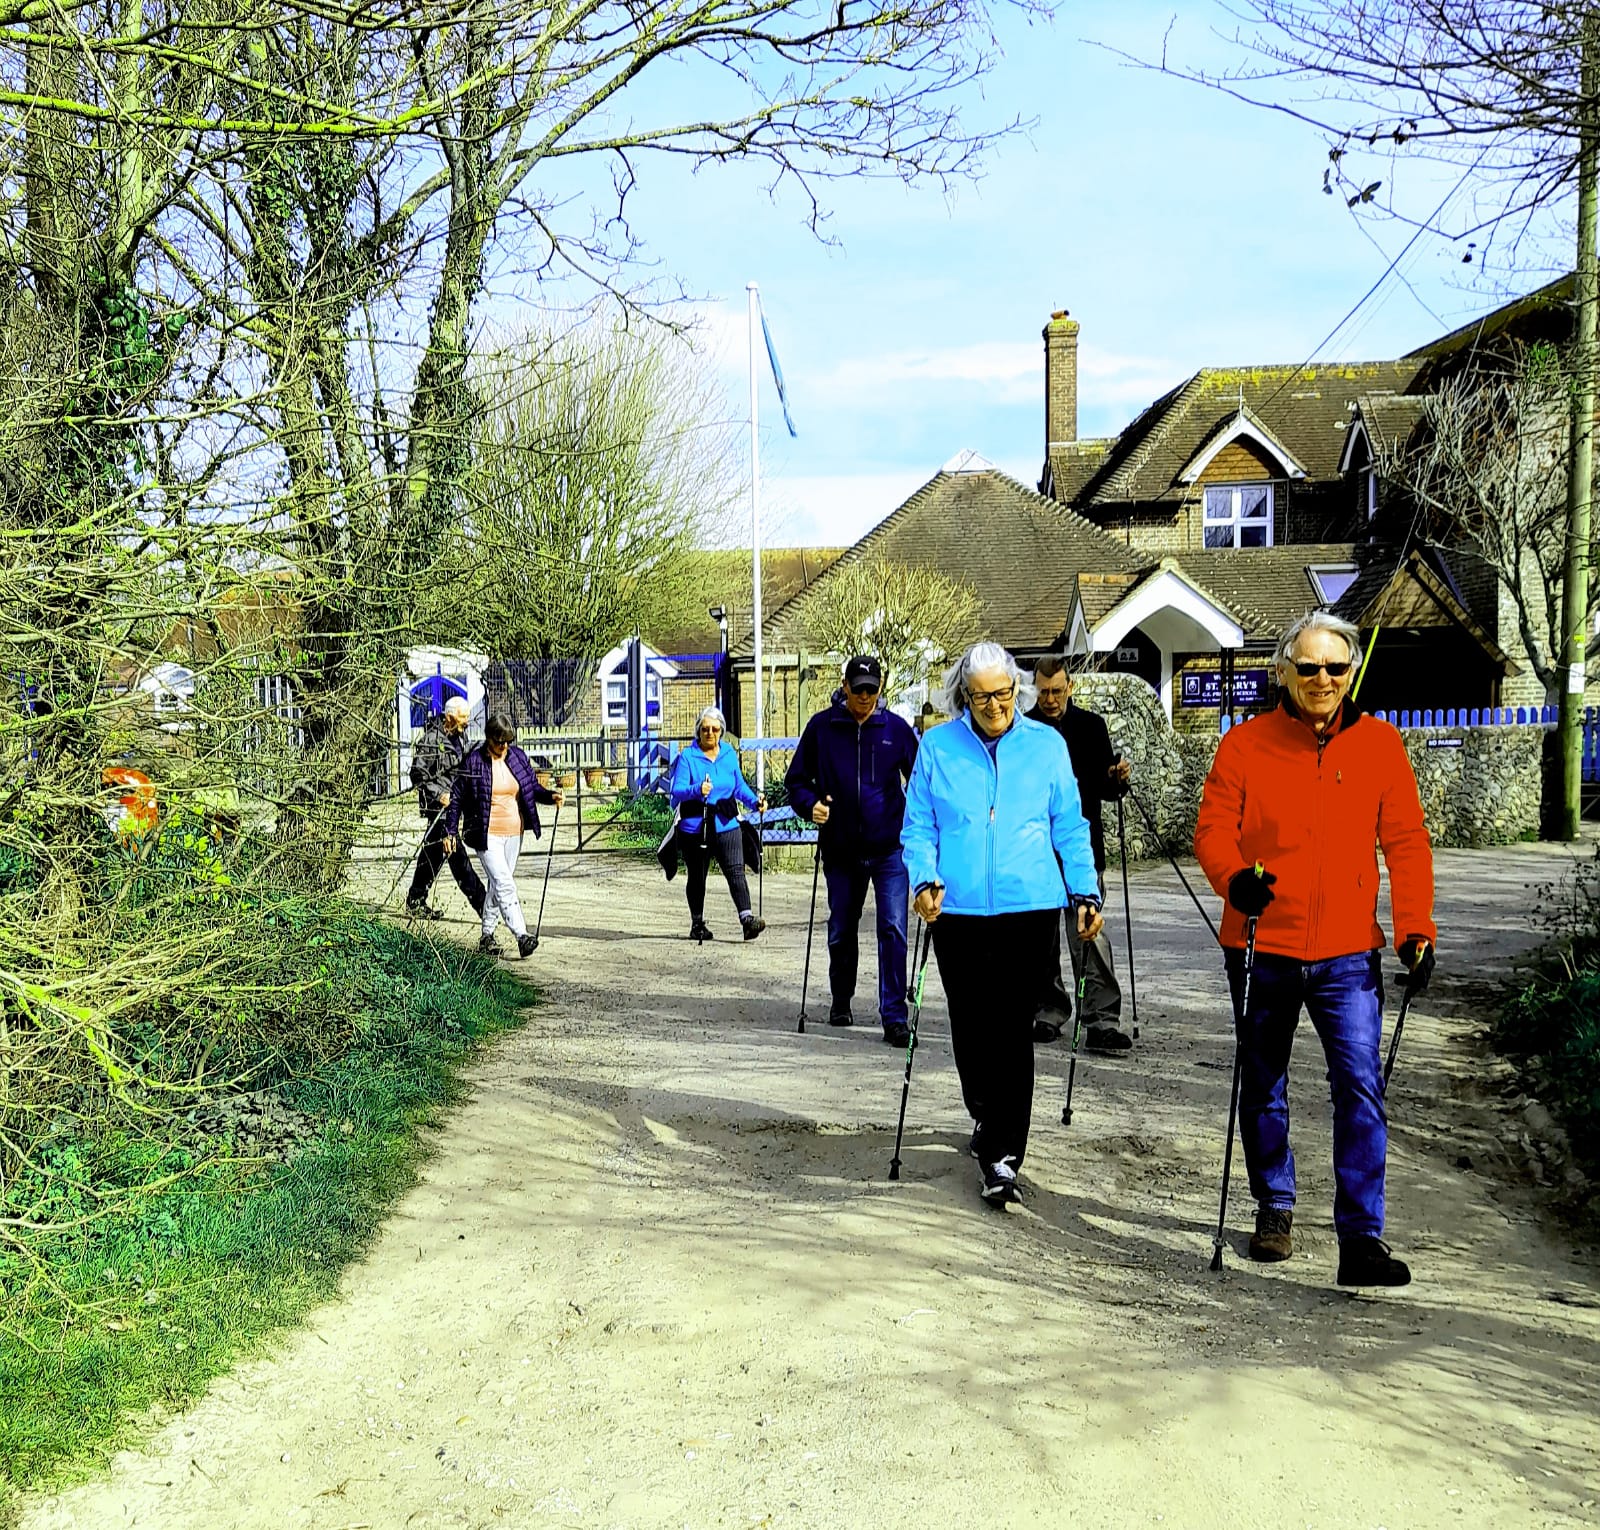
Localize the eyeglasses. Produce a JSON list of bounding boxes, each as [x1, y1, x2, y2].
[[849, 684, 880, 697], [970, 684, 1016, 707], [1291, 661, 1352, 679]]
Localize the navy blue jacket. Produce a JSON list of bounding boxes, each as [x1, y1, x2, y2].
[[445, 743, 558, 852], [786, 692, 919, 866]]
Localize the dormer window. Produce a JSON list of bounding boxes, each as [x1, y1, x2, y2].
[[1309, 564, 1360, 605], [1203, 484, 1273, 548]]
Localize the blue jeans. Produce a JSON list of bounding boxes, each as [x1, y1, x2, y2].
[[1224, 947, 1388, 1238], [824, 850, 910, 1026]]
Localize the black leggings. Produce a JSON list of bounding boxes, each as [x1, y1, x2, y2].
[[679, 825, 751, 921]]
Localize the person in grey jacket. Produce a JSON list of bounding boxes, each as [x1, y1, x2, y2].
[[405, 696, 486, 920]]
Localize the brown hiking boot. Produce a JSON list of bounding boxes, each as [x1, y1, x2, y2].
[[1249, 1207, 1294, 1262]]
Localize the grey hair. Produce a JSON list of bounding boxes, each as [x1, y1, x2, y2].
[[937, 641, 1034, 716], [694, 705, 727, 735], [1275, 610, 1363, 672]]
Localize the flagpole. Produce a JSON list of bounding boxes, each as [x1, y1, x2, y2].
[[747, 280, 764, 796]]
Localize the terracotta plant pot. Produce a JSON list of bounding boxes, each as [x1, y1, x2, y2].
[[558, 770, 577, 790], [583, 767, 608, 789], [535, 770, 554, 789], [609, 769, 630, 790]]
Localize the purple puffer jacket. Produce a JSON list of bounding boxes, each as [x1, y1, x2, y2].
[[445, 744, 557, 851]]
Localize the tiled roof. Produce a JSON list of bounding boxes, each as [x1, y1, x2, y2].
[[1352, 392, 1427, 454], [1042, 438, 1114, 501], [1064, 361, 1424, 510], [1165, 543, 1376, 638], [737, 468, 1145, 658]]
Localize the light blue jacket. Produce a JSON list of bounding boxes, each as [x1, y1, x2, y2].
[[669, 742, 759, 835], [901, 712, 1098, 917]]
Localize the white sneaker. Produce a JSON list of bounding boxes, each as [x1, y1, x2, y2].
[[979, 1156, 1021, 1205]]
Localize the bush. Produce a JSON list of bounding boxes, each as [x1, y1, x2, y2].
[[0, 901, 528, 1490]]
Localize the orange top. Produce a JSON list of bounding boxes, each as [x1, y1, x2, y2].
[[488, 755, 522, 837], [1194, 702, 1436, 961]]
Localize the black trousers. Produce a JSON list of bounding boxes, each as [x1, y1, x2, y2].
[[406, 811, 486, 913], [679, 825, 751, 921], [931, 909, 1057, 1168]]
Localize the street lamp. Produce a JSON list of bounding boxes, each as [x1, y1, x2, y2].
[[708, 605, 730, 724]]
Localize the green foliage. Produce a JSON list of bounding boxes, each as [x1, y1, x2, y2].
[[0, 905, 528, 1490]]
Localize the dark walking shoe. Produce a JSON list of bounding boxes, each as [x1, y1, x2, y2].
[[882, 1021, 910, 1047], [1249, 1207, 1294, 1262], [1085, 1024, 1133, 1052], [406, 899, 444, 921], [828, 1007, 854, 1027], [967, 1128, 982, 1160], [516, 933, 539, 958], [979, 1156, 1022, 1208], [690, 919, 713, 943], [1032, 1016, 1064, 1043], [1337, 1235, 1411, 1288], [740, 914, 766, 941], [477, 934, 502, 958]]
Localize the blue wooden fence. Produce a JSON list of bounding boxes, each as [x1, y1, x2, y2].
[[1359, 704, 1600, 784]]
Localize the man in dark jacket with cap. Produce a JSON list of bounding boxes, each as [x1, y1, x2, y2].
[[1027, 656, 1132, 1051], [405, 696, 486, 921], [786, 656, 920, 1044]]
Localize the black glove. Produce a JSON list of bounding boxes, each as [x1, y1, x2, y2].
[[1398, 937, 1434, 997], [1227, 865, 1277, 917]]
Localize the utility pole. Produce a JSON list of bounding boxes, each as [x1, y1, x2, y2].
[[1560, 16, 1600, 839]]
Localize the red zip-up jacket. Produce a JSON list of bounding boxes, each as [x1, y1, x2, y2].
[[1194, 699, 1436, 961]]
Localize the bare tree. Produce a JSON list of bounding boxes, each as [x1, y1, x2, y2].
[[802, 559, 983, 697], [1378, 345, 1592, 703], [428, 320, 742, 719]]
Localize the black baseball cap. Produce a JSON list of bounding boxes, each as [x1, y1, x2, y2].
[[844, 655, 882, 692]]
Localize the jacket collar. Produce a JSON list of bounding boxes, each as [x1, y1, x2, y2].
[[1276, 694, 1364, 737]]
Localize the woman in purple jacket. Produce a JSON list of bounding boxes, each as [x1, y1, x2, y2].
[[444, 713, 563, 957]]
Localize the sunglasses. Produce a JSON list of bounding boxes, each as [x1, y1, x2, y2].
[[1292, 661, 1352, 679], [849, 683, 880, 696]]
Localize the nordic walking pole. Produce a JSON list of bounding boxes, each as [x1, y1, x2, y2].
[[888, 919, 935, 1181], [1126, 786, 1220, 941], [1061, 915, 1091, 1126], [381, 800, 448, 915], [1116, 791, 1140, 1041], [531, 802, 560, 947], [1383, 987, 1416, 1086], [1211, 903, 1260, 1272], [796, 796, 829, 1034]]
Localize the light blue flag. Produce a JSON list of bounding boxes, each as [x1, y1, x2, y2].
[[759, 301, 798, 438]]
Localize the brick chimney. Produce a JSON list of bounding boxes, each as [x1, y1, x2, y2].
[[1043, 309, 1079, 450]]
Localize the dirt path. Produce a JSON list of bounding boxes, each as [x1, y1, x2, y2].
[[24, 837, 1600, 1530]]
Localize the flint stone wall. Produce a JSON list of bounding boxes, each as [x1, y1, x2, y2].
[[1071, 675, 1543, 855]]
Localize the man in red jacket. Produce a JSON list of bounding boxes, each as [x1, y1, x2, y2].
[[1195, 611, 1436, 1287]]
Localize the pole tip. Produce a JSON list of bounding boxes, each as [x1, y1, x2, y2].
[[888, 1162, 901, 1181], [1209, 1246, 1225, 1272], [1061, 1108, 1072, 1125]]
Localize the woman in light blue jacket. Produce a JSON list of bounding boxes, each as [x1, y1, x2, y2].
[[668, 706, 766, 942], [902, 641, 1103, 1208]]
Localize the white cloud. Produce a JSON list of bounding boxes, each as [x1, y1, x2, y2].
[[820, 342, 1040, 404]]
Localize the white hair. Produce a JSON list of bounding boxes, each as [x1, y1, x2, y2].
[[694, 705, 727, 735], [1275, 610, 1363, 673], [442, 696, 470, 720], [937, 641, 1033, 716]]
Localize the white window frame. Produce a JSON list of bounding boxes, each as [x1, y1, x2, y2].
[[1364, 466, 1378, 521], [1202, 483, 1274, 548], [604, 677, 627, 722]]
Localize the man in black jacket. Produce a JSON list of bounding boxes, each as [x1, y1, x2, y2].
[[1027, 657, 1133, 1051], [785, 656, 920, 1045], [405, 696, 486, 920]]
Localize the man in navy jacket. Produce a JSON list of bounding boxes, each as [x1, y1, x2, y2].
[[786, 656, 920, 1044]]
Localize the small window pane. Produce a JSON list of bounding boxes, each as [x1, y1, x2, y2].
[[1204, 524, 1234, 548], [1239, 486, 1269, 519], [1204, 487, 1232, 519], [1239, 524, 1268, 548]]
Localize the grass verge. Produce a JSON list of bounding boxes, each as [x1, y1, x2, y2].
[[0, 908, 529, 1499]]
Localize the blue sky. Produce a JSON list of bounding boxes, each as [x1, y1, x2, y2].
[[535, 1, 1573, 547]]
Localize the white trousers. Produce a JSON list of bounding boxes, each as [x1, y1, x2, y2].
[[476, 833, 527, 938]]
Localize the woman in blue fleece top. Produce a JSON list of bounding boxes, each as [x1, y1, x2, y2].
[[669, 706, 766, 942], [902, 642, 1103, 1208]]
